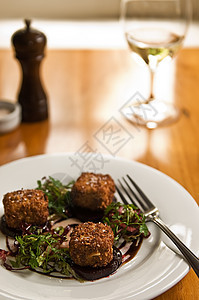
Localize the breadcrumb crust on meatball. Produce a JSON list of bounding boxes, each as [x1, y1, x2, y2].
[[3, 189, 49, 229], [69, 222, 114, 267], [71, 172, 115, 211]]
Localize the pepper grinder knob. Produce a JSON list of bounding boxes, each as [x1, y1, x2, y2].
[[12, 19, 48, 122]]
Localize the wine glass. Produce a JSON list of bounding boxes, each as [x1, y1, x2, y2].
[[120, 0, 192, 128]]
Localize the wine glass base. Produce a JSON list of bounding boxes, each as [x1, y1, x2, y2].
[[121, 99, 180, 129]]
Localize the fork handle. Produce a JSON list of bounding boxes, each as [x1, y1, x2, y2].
[[149, 216, 199, 278]]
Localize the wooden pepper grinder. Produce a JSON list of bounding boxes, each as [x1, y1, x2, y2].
[[12, 19, 48, 122]]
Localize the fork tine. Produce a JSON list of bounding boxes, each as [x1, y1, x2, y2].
[[117, 179, 143, 210], [115, 185, 129, 205], [122, 177, 148, 211], [127, 174, 156, 209]]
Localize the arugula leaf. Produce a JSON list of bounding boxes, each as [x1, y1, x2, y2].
[[9, 231, 82, 281], [139, 223, 149, 237], [36, 176, 74, 218]]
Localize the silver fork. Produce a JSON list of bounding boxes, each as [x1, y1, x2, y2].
[[116, 174, 199, 278]]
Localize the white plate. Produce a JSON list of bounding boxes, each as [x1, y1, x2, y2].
[[0, 153, 198, 300]]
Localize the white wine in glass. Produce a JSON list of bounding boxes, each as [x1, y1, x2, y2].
[[120, 0, 192, 128]]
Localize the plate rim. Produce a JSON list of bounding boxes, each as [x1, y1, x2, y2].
[[0, 152, 198, 300]]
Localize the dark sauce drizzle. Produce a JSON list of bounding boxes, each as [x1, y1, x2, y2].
[[0, 215, 143, 281], [119, 237, 143, 265]]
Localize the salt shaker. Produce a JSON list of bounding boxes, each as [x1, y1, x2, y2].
[[12, 19, 48, 122]]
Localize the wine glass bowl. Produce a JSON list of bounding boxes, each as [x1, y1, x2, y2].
[[120, 0, 192, 128]]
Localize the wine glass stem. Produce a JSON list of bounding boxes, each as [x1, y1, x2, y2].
[[149, 68, 155, 102]]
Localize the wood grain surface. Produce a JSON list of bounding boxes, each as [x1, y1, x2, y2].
[[0, 48, 198, 299]]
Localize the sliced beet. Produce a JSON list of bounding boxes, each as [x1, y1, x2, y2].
[[71, 246, 122, 281], [71, 205, 104, 222], [0, 215, 21, 237]]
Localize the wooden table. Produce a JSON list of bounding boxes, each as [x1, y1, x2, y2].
[[0, 47, 198, 299]]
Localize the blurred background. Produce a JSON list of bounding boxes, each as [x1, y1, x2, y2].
[[0, 0, 198, 49], [0, 0, 198, 19]]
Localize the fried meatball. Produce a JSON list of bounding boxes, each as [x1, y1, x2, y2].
[[69, 222, 114, 267], [3, 189, 49, 229], [71, 172, 115, 211]]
